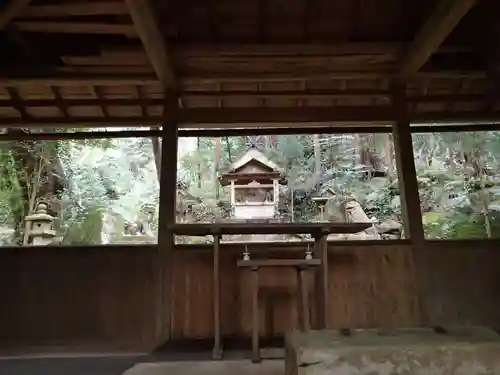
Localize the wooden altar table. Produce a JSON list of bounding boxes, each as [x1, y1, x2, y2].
[[171, 222, 371, 361]]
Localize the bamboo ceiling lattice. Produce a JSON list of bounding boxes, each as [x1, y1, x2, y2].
[[0, 0, 498, 131]]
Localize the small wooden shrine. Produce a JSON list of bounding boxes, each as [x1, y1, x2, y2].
[[312, 189, 337, 221], [219, 147, 286, 221]]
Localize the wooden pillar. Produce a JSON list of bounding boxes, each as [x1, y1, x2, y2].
[[313, 232, 329, 329], [390, 82, 424, 243], [212, 234, 222, 359], [391, 82, 429, 327], [251, 266, 260, 363], [296, 266, 311, 331], [157, 92, 179, 341]]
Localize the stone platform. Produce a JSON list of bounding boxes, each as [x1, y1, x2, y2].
[[285, 327, 500, 375]]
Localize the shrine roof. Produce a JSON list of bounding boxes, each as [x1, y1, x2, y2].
[[0, 0, 497, 132], [223, 148, 280, 174]]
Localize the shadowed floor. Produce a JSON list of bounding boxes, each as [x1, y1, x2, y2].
[[0, 357, 283, 375], [0, 356, 144, 375], [123, 360, 283, 375]]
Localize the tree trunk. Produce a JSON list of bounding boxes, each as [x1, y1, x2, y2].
[[214, 137, 221, 200], [22, 159, 43, 245], [197, 137, 202, 188], [150, 130, 161, 182], [385, 134, 395, 180], [313, 134, 321, 187], [476, 148, 491, 238], [225, 136, 232, 163]]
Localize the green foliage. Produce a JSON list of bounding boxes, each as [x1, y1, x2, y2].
[[60, 205, 104, 245], [0, 133, 159, 246], [415, 131, 500, 239], [0, 148, 23, 226], [178, 134, 398, 227]]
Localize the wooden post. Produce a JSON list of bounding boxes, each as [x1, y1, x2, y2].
[[297, 267, 310, 331], [251, 266, 260, 363], [391, 82, 425, 243], [313, 232, 329, 329], [391, 82, 429, 327], [156, 92, 178, 341], [212, 234, 222, 359]]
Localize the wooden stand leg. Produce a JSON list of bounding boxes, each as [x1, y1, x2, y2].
[[251, 267, 260, 363], [212, 234, 222, 360], [314, 234, 329, 329], [297, 267, 310, 331]]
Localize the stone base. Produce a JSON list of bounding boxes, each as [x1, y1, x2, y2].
[[285, 327, 500, 375]]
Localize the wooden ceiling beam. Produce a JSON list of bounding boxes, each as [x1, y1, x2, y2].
[[124, 0, 176, 88], [181, 70, 487, 83], [0, 126, 393, 141], [2, 122, 500, 140], [0, 0, 32, 29], [1, 107, 500, 126], [175, 43, 474, 57], [399, 0, 477, 77], [0, 93, 488, 107], [0, 106, 393, 125], [0, 68, 487, 87], [12, 21, 137, 36], [21, 2, 129, 18]]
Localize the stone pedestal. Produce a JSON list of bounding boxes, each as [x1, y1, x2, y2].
[[285, 327, 500, 375]]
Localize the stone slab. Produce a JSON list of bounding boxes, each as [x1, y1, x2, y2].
[[123, 360, 283, 375], [285, 327, 500, 375]]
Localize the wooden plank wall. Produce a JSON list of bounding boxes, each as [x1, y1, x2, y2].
[[0, 240, 499, 352], [0, 245, 166, 351], [416, 241, 500, 328], [170, 242, 420, 339]]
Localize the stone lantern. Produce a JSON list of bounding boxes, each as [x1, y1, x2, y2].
[[25, 203, 56, 246]]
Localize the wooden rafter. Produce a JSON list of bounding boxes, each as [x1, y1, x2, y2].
[[50, 86, 70, 119], [7, 86, 29, 120], [124, 0, 176, 88], [399, 0, 477, 77], [12, 21, 137, 36], [21, 2, 129, 17], [0, 0, 32, 29]]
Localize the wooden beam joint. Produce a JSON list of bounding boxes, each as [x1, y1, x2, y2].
[[399, 0, 476, 77]]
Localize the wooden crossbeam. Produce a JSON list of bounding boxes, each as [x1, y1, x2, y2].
[[0, 107, 500, 127], [399, 0, 477, 77], [125, 0, 176, 88], [174, 43, 474, 57], [21, 2, 129, 17], [0, 93, 489, 109], [1, 122, 500, 141], [0, 0, 32, 29], [0, 69, 487, 87], [0, 93, 489, 107], [12, 21, 137, 36]]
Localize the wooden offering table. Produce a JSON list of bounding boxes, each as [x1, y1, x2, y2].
[[171, 222, 371, 361], [237, 258, 321, 362]]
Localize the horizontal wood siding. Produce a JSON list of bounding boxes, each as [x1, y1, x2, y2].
[[0, 246, 164, 351], [170, 243, 420, 339], [0, 240, 499, 352], [417, 241, 500, 328]]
